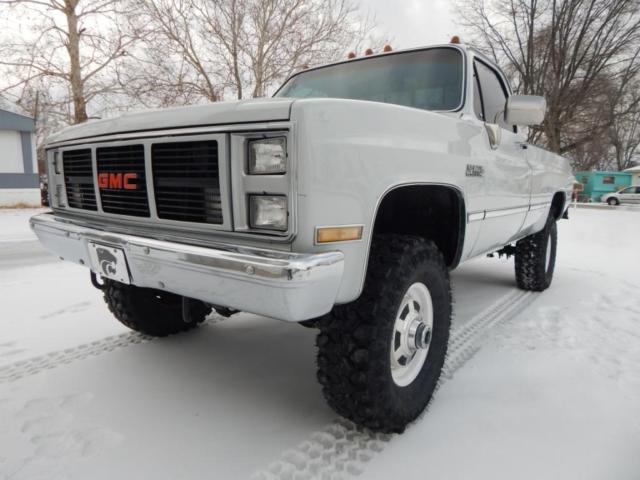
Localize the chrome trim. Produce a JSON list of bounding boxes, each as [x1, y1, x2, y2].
[[529, 202, 551, 211], [484, 205, 529, 219], [30, 213, 343, 322], [467, 211, 485, 223], [468, 202, 550, 224]]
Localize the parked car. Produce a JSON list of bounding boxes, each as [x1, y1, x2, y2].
[[30, 41, 574, 433], [601, 186, 640, 205]]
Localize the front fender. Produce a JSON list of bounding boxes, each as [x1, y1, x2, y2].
[[290, 99, 478, 303]]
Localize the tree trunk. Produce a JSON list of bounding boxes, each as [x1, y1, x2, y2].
[[65, 0, 88, 124]]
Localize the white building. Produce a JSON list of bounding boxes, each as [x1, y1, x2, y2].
[[0, 108, 38, 206], [623, 165, 640, 186]]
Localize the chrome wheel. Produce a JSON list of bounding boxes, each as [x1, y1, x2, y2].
[[390, 282, 434, 387]]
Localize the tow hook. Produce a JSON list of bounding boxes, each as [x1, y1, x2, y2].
[[90, 271, 107, 290]]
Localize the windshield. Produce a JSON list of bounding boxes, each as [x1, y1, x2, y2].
[[275, 48, 464, 111]]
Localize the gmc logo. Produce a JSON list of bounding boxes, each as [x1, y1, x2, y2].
[[98, 172, 138, 190]]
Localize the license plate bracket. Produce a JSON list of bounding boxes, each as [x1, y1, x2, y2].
[[88, 242, 131, 284]]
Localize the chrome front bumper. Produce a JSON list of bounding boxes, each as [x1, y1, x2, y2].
[[30, 213, 344, 322]]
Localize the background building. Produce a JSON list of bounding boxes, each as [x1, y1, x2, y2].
[[623, 165, 640, 186], [574, 171, 632, 202], [0, 108, 38, 206]]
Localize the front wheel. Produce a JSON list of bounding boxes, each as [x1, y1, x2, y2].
[[514, 215, 557, 291], [316, 235, 451, 433], [607, 197, 619, 206]]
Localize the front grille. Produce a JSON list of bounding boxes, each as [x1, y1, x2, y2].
[[63, 149, 97, 211], [152, 141, 222, 224], [96, 145, 149, 217]]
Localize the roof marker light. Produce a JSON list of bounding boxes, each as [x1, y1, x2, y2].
[[364, 48, 374, 56], [383, 44, 393, 52], [451, 36, 461, 44]]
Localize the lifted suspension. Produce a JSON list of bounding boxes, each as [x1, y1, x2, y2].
[[487, 244, 516, 259]]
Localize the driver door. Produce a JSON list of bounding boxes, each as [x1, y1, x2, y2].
[[469, 59, 532, 256]]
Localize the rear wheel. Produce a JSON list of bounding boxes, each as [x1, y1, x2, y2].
[[514, 215, 557, 291], [316, 235, 451, 433], [103, 280, 211, 336]]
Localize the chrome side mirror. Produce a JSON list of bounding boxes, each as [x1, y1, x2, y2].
[[505, 95, 546, 126]]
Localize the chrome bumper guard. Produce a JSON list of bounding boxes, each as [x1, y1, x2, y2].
[[30, 213, 344, 322]]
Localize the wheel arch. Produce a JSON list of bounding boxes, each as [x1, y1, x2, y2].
[[550, 191, 566, 219], [368, 183, 466, 270]]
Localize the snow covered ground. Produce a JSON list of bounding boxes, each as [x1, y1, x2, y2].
[[0, 208, 639, 479]]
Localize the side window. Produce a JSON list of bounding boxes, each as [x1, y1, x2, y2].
[[473, 66, 485, 121], [475, 60, 511, 130]]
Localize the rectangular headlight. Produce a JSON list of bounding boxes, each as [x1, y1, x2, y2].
[[248, 137, 286, 174], [249, 195, 288, 231]]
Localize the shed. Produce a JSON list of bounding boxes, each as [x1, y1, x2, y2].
[[575, 171, 632, 202], [0, 108, 38, 206], [623, 166, 640, 186]]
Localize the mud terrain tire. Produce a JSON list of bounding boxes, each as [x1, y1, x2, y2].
[[103, 280, 211, 336], [515, 214, 557, 291], [316, 235, 452, 433]]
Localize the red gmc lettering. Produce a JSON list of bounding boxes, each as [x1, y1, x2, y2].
[[123, 173, 138, 190], [109, 173, 123, 189], [98, 173, 138, 190], [98, 173, 109, 189]]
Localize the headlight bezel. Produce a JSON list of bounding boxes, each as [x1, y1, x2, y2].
[[248, 194, 288, 231], [247, 137, 287, 175]]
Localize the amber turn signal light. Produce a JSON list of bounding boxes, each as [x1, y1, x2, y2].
[[316, 226, 363, 244]]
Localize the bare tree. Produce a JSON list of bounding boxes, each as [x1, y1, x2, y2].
[[123, 0, 381, 106], [456, 0, 640, 167], [609, 111, 640, 171], [0, 0, 139, 124]]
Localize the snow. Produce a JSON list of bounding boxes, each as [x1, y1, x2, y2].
[[1, 207, 639, 479], [0, 208, 46, 243]]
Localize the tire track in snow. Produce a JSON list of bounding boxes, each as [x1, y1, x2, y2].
[[251, 289, 538, 480], [0, 317, 225, 384]]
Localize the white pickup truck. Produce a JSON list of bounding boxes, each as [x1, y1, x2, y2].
[[31, 42, 574, 433]]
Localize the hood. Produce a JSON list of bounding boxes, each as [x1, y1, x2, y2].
[[47, 97, 294, 145]]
